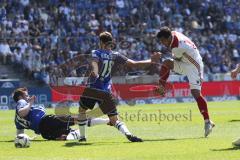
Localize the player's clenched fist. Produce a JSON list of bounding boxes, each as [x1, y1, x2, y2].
[[151, 52, 162, 63]]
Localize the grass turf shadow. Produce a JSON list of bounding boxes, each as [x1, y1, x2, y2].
[[143, 137, 204, 142], [228, 119, 240, 122], [211, 146, 240, 151], [64, 142, 93, 147]]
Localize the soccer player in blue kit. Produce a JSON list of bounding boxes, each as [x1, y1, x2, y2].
[[78, 31, 158, 142], [14, 87, 109, 140]]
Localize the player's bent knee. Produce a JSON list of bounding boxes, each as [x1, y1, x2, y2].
[[163, 59, 174, 69], [99, 94, 117, 115]]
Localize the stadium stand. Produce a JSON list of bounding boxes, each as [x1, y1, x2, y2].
[[0, 0, 240, 85]]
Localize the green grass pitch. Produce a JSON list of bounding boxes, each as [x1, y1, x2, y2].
[[0, 101, 240, 160]]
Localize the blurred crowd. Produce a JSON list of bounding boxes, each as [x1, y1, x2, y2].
[[0, 0, 239, 85]]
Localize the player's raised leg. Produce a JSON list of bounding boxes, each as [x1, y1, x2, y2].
[[157, 59, 173, 96]]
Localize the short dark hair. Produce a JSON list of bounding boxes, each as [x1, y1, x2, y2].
[[99, 31, 113, 44], [156, 26, 172, 39], [13, 87, 28, 102]]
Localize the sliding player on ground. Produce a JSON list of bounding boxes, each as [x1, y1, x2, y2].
[[14, 87, 108, 140]]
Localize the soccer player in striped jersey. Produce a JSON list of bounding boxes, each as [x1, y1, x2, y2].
[[155, 26, 215, 137], [14, 87, 109, 140], [78, 31, 156, 142]]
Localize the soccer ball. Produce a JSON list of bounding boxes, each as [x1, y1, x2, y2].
[[14, 134, 30, 148], [66, 130, 80, 140]]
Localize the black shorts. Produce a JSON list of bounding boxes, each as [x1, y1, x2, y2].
[[79, 87, 118, 116], [39, 115, 75, 140]]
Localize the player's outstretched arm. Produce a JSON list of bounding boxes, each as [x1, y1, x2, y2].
[[231, 63, 240, 80], [126, 59, 151, 68], [126, 52, 162, 68]]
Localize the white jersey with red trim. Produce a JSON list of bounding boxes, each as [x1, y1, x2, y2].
[[170, 31, 202, 65], [170, 31, 204, 90]]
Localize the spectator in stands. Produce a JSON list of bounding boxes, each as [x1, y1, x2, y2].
[[89, 14, 100, 31], [12, 47, 22, 68], [32, 54, 42, 80]]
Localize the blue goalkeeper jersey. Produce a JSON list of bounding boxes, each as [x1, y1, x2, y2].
[[88, 49, 128, 92], [15, 99, 46, 134]]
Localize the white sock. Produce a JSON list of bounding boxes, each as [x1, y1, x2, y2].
[[88, 118, 109, 127], [78, 119, 87, 138], [115, 120, 131, 136]]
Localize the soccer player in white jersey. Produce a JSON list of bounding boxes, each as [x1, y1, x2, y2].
[[155, 26, 215, 137], [230, 63, 240, 146]]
